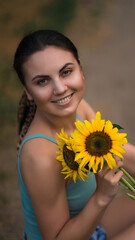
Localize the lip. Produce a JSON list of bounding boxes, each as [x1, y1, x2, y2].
[[51, 92, 75, 106]]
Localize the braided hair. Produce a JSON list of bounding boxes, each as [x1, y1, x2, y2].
[[14, 30, 80, 151], [17, 91, 36, 151]]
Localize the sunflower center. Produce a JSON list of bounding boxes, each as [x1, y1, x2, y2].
[[85, 131, 112, 156], [63, 144, 79, 170]]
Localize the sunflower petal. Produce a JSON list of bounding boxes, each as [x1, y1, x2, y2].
[[95, 157, 101, 172], [112, 144, 126, 154], [73, 171, 78, 182], [80, 155, 90, 168], [96, 112, 101, 121], [104, 153, 117, 169], [84, 120, 94, 133], [99, 156, 104, 171], [88, 155, 95, 171], [75, 120, 90, 135], [110, 149, 123, 159]]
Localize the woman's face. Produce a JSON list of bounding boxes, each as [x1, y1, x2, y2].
[[23, 46, 85, 118]]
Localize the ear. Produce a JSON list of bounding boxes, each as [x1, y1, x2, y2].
[[24, 87, 33, 101], [78, 58, 83, 71], [77, 58, 84, 80], [77, 58, 80, 65]]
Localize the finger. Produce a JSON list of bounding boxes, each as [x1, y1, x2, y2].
[[97, 158, 124, 177], [102, 162, 123, 178], [114, 156, 121, 161], [97, 164, 110, 176], [115, 159, 124, 168], [104, 166, 123, 183], [113, 169, 123, 183]]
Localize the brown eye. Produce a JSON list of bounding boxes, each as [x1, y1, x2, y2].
[[37, 78, 48, 85], [62, 69, 72, 76]]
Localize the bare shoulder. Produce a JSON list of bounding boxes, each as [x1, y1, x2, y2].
[[19, 137, 64, 205], [19, 138, 69, 239], [20, 137, 62, 188], [77, 98, 96, 121]]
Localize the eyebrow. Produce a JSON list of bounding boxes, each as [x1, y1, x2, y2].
[[31, 62, 74, 81], [59, 62, 74, 73], [32, 74, 49, 81]]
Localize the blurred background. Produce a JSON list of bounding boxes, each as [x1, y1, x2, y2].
[[0, 0, 135, 238]]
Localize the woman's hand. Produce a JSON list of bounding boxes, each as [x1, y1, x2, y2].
[[95, 159, 124, 207]]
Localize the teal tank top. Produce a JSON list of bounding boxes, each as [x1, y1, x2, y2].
[[18, 115, 97, 240]]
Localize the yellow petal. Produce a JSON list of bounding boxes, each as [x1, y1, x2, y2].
[[95, 157, 101, 171], [73, 171, 78, 182], [88, 155, 95, 171], [91, 119, 97, 131], [98, 156, 104, 172], [112, 144, 126, 154], [75, 120, 90, 135], [84, 120, 94, 133], [80, 155, 90, 168], [114, 133, 127, 140], [110, 149, 123, 158], [96, 111, 101, 121], [104, 120, 113, 133], [104, 153, 117, 169]]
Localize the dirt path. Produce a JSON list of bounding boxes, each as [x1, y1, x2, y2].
[[0, 0, 135, 239]]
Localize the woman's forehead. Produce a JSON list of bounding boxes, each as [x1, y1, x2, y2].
[[28, 46, 74, 62], [23, 47, 76, 77]]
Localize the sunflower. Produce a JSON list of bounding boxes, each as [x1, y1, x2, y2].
[[71, 112, 127, 173], [56, 129, 89, 182]]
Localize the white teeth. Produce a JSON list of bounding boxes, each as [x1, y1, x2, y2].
[[56, 95, 71, 103]]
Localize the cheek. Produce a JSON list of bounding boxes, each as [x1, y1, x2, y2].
[[69, 73, 85, 90], [31, 87, 53, 105], [75, 75, 85, 92]]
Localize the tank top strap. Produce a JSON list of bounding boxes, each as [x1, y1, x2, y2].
[[18, 133, 57, 160], [76, 113, 84, 123]]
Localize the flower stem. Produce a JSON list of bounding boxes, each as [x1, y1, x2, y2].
[[127, 193, 135, 200], [119, 167, 135, 185], [120, 177, 135, 193], [119, 181, 129, 190]]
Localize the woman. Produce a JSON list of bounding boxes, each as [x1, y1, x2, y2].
[[14, 30, 135, 240]]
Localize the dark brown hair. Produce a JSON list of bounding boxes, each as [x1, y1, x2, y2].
[[14, 29, 80, 149]]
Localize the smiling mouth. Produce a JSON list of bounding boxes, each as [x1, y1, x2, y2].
[[51, 92, 75, 104]]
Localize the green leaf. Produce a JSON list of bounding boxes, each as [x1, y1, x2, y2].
[[112, 124, 124, 130]]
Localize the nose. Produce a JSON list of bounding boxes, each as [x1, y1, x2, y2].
[[53, 78, 67, 95]]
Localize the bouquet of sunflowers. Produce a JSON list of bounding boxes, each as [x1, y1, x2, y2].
[[56, 112, 135, 199]]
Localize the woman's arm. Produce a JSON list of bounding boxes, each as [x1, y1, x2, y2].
[[122, 142, 135, 177], [20, 138, 123, 240], [57, 160, 123, 240]]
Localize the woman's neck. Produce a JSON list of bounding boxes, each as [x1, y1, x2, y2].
[[31, 109, 77, 137]]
